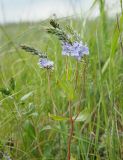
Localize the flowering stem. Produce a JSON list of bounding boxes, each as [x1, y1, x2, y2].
[[82, 58, 87, 102], [75, 58, 87, 121], [75, 61, 79, 89], [47, 70, 51, 95], [65, 56, 69, 80], [47, 70, 56, 114], [67, 100, 74, 160]]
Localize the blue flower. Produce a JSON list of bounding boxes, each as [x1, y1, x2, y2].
[[61, 41, 89, 60], [62, 42, 72, 56], [72, 41, 89, 60], [38, 58, 54, 69]]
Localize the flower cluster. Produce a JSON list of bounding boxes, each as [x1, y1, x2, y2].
[[47, 19, 89, 61], [20, 45, 54, 70], [62, 41, 89, 60], [38, 58, 54, 69]]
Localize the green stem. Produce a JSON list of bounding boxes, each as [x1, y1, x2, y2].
[[75, 61, 79, 90], [47, 70, 56, 114], [67, 100, 74, 160], [65, 56, 69, 80]]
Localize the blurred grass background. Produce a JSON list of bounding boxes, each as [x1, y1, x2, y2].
[[0, 0, 123, 159]]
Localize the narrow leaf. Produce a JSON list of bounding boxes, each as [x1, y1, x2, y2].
[[20, 91, 33, 101], [48, 113, 68, 121]]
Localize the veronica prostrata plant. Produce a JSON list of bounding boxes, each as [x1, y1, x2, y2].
[[20, 19, 89, 160], [47, 19, 89, 160]]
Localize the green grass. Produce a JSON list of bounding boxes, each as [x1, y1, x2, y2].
[[0, 8, 123, 160]]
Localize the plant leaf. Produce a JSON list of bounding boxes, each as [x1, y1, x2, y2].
[[41, 125, 52, 132], [73, 111, 90, 122], [20, 91, 33, 101], [48, 113, 68, 121], [23, 120, 36, 139]]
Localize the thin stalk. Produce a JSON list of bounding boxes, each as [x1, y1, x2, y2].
[[67, 100, 74, 160], [75, 61, 79, 90], [31, 118, 42, 156], [74, 57, 87, 121], [116, 14, 123, 55], [65, 56, 69, 80], [120, 0, 123, 13], [47, 70, 57, 114]]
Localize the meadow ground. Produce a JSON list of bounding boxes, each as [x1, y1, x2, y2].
[[0, 6, 123, 160]]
